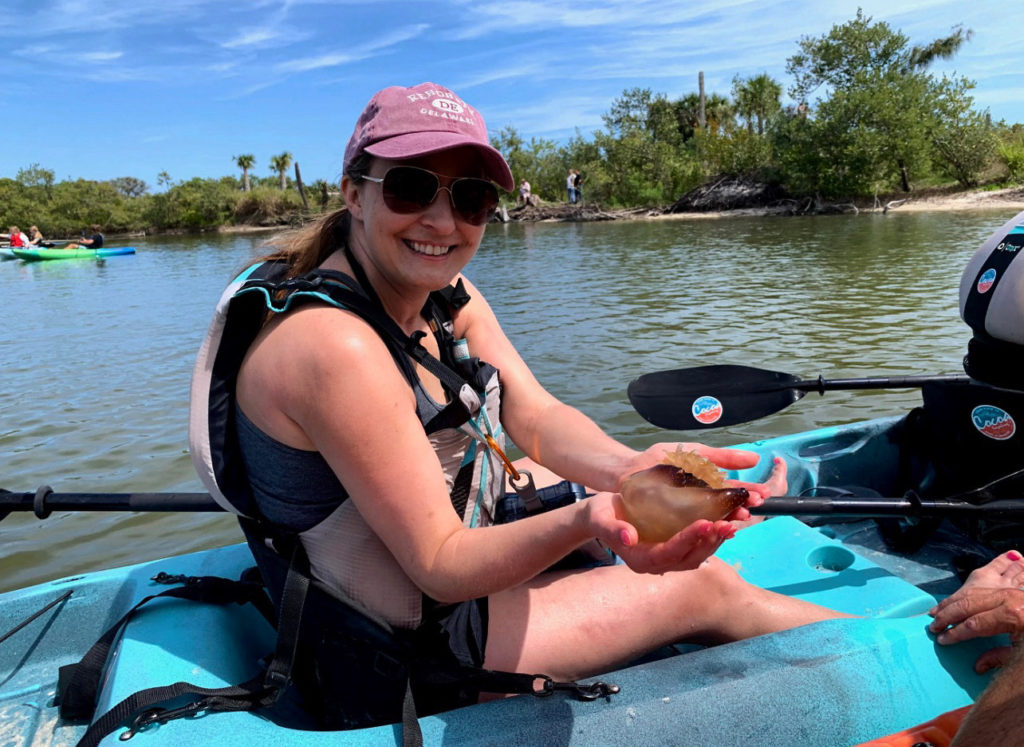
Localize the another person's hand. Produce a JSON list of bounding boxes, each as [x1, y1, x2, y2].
[[929, 587, 1024, 672], [583, 491, 735, 574]]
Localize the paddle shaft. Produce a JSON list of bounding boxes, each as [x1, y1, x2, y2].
[[3, 489, 1022, 523], [0, 490, 222, 516], [754, 496, 1024, 521], [788, 374, 969, 394]]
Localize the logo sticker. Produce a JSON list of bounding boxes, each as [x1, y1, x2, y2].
[[977, 267, 997, 294], [692, 395, 723, 425], [971, 405, 1016, 440]]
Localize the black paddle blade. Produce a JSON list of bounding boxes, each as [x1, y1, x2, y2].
[[627, 364, 805, 430]]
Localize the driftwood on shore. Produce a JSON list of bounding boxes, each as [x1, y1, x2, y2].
[[499, 202, 628, 222]]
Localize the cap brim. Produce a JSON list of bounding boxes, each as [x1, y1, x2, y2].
[[364, 132, 514, 192]]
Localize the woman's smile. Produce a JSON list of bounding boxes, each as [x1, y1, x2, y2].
[[406, 239, 454, 257]]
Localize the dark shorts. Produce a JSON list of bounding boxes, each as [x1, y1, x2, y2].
[[425, 596, 489, 669]]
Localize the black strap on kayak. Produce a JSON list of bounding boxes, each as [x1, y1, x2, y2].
[[57, 561, 294, 747]]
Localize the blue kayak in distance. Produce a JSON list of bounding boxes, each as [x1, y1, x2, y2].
[[0, 416, 1003, 746], [11, 246, 136, 261]]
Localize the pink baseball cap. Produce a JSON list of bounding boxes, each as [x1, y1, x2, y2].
[[342, 82, 513, 192]]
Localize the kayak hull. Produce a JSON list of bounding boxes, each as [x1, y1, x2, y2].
[[0, 417, 1002, 745], [11, 246, 136, 261]]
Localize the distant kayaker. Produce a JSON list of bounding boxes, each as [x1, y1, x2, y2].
[[7, 225, 29, 247], [214, 81, 852, 723], [27, 226, 45, 246], [64, 224, 104, 250]]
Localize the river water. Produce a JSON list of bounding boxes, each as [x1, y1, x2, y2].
[[0, 210, 1017, 593]]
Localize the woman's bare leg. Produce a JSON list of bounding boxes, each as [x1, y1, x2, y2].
[[484, 557, 852, 682]]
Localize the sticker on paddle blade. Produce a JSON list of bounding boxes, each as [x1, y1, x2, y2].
[[691, 395, 723, 425], [976, 267, 997, 294], [971, 405, 1016, 440]]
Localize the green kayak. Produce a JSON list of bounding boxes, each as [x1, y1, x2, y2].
[[11, 246, 136, 261]]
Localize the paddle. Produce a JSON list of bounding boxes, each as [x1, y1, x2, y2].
[[627, 364, 970, 430], [752, 495, 1024, 521], [3, 487, 1023, 522], [0, 488, 222, 521]]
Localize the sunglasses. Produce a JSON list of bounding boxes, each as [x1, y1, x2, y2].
[[362, 166, 499, 226]]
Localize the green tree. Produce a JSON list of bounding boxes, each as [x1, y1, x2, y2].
[[269, 152, 293, 190], [931, 77, 997, 187], [16, 164, 55, 191], [234, 154, 256, 192], [780, 10, 974, 197], [110, 177, 149, 198], [732, 74, 782, 135]]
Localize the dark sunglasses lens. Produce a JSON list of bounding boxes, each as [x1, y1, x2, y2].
[[382, 167, 439, 213], [451, 179, 499, 225]]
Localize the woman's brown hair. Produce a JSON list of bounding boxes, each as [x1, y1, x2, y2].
[[251, 152, 371, 279]]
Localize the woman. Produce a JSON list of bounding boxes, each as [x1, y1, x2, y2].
[[27, 226, 45, 246], [231, 82, 848, 700]]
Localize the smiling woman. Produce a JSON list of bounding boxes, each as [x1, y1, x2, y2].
[[176, 80, 855, 735]]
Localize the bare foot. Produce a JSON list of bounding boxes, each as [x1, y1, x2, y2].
[[960, 551, 1024, 593]]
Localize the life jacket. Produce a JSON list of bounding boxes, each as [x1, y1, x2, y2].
[[9, 232, 24, 247], [58, 256, 617, 747]]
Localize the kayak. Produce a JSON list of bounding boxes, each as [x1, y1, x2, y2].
[[0, 416, 1005, 746], [0, 247, 15, 260], [11, 246, 136, 261]]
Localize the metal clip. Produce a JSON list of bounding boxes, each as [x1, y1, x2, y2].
[[533, 675, 620, 701], [509, 469, 542, 513], [119, 699, 210, 740]]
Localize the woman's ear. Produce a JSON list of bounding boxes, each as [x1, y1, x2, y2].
[[340, 175, 363, 220]]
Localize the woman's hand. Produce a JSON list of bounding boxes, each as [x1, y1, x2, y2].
[[582, 492, 736, 574]]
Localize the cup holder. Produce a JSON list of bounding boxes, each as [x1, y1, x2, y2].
[[806, 545, 856, 573]]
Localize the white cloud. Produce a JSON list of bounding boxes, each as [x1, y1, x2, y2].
[[221, 27, 283, 49], [81, 51, 124, 62]]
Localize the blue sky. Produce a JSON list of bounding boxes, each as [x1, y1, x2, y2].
[[5, 0, 1023, 189]]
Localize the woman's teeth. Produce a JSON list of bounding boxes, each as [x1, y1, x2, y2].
[[408, 241, 450, 256]]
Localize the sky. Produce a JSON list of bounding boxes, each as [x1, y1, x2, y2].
[[5, 0, 1024, 189]]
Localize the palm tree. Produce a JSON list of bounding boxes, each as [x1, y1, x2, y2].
[[732, 74, 782, 136], [269, 152, 293, 191], [234, 154, 256, 192]]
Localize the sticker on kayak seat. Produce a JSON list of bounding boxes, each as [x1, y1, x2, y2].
[[971, 405, 1016, 440], [692, 396, 723, 425], [976, 268, 997, 294]]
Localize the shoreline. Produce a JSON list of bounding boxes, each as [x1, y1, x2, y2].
[[108, 186, 1024, 240], [510, 185, 1024, 223]]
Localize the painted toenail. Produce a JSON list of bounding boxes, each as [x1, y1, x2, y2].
[[1009, 550, 1022, 561]]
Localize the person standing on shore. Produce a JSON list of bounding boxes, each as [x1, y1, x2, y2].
[[518, 178, 531, 207], [573, 170, 583, 203], [566, 169, 576, 203]]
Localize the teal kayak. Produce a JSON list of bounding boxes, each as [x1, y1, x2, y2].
[[0, 417, 1004, 746], [11, 246, 136, 261]]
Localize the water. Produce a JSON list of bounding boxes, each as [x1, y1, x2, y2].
[[0, 210, 1016, 592]]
